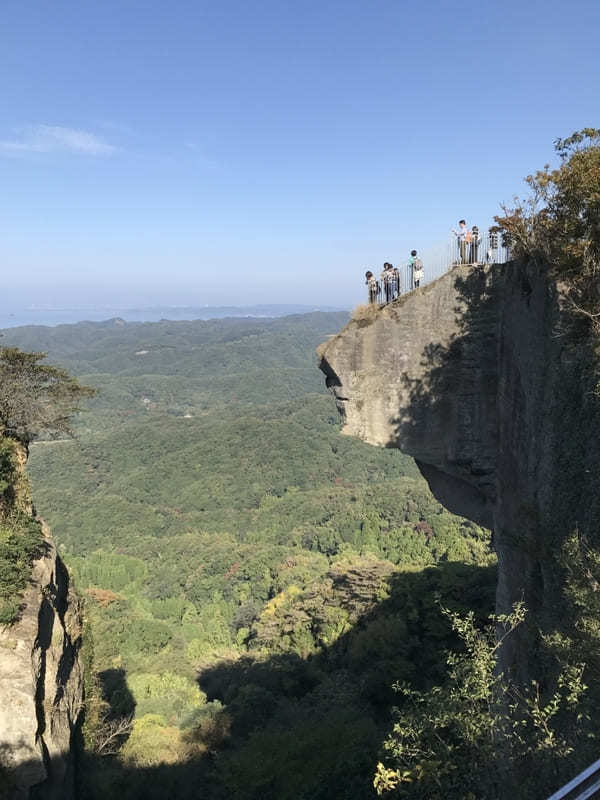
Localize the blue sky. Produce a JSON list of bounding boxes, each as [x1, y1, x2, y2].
[[1, 0, 598, 309]]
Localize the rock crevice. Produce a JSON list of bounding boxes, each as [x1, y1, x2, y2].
[[0, 452, 83, 800]]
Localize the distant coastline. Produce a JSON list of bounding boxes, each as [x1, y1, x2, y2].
[[0, 303, 347, 329]]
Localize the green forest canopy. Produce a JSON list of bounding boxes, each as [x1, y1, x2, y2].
[[2, 312, 495, 799]]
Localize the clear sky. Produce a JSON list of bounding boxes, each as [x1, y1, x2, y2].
[[1, 0, 598, 309]]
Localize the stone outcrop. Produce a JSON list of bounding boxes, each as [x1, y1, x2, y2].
[[0, 435, 83, 800], [0, 527, 83, 800], [319, 261, 600, 681]]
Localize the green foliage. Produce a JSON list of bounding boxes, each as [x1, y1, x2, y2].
[[0, 342, 89, 627], [71, 551, 147, 592], [127, 672, 207, 726], [202, 560, 497, 800], [374, 602, 591, 799], [2, 312, 497, 797], [80, 615, 108, 751], [219, 709, 379, 800], [496, 128, 600, 330], [0, 512, 43, 624], [121, 714, 186, 766], [0, 347, 94, 443], [0, 437, 16, 497]]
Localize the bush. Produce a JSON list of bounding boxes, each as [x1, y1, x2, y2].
[[0, 513, 44, 624], [128, 672, 206, 726], [374, 602, 590, 799], [496, 128, 600, 331]]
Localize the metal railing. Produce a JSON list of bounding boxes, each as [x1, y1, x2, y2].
[[366, 231, 512, 305], [546, 757, 600, 800], [448, 230, 512, 268]]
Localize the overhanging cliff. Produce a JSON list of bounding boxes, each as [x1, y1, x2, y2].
[[319, 261, 600, 680]]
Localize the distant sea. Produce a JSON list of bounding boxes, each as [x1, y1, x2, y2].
[[0, 303, 346, 329]]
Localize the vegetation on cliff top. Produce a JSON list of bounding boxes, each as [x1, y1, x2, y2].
[[496, 127, 600, 330], [0, 348, 92, 624], [0, 506, 43, 624], [0, 346, 94, 445]]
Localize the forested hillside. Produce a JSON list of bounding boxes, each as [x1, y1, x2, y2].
[[1, 313, 495, 798]]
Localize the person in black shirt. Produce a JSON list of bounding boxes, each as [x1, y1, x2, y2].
[[470, 226, 480, 263]]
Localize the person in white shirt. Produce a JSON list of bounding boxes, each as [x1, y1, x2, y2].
[[409, 250, 424, 288], [452, 219, 471, 264]]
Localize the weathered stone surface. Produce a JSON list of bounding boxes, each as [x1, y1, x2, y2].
[[319, 260, 597, 682], [319, 264, 501, 529], [0, 526, 83, 800]]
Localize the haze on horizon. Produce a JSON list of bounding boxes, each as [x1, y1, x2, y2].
[[1, 0, 598, 310]]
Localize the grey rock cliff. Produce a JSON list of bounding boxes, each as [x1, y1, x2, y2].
[[0, 527, 83, 800], [319, 261, 600, 681]]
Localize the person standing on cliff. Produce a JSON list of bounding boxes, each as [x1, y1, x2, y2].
[[470, 226, 481, 264], [487, 227, 499, 263], [381, 263, 394, 303], [391, 263, 400, 299], [409, 250, 424, 288], [452, 220, 471, 264], [365, 270, 378, 303]]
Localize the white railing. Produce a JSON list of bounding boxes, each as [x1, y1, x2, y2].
[[546, 757, 600, 800]]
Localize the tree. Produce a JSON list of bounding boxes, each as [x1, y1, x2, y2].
[[94, 713, 135, 756], [0, 347, 94, 444], [495, 128, 600, 330], [373, 602, 589, 799]]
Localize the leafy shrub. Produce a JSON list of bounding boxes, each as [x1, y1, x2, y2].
[[496, 128, 600, 331], [0, 513, 44, 624], [0, 437, 15, 497], [121, 714, 185, 766], [374, 602, 590, 799], [128, 672, 206, 727]]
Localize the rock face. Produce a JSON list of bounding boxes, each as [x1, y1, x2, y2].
[[319, 261, 600, 681], [0, 527, 83, 797], [0, 527, 83, 800]]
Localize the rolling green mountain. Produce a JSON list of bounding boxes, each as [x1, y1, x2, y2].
[[2, 313, 494, 798]]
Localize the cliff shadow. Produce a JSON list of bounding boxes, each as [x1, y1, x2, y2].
[[389, 263, 506, 526], [388, 260, 600, 707], [49, 561, 497, 800], [193, 559, 498, 800], [99, 668, 136, 719], [6, 555, 591, 800]]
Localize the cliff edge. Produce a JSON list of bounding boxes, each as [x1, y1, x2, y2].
[[319, 261, 600, 680], [0, 442, 83, 800]]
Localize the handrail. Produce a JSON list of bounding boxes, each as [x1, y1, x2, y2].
[[366, 232, 512, 306], [546, 757, 600, 800]]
